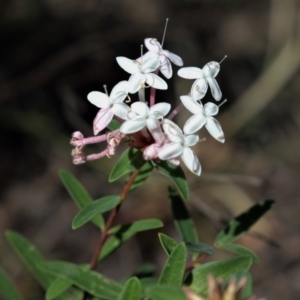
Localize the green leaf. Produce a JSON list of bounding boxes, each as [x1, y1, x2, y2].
[[59, 170, 104, 229], [185, 242, 215, 255], [46, 278, 72, 300], [72, 196, 121, 229], [41, 261, 122, 299], [129, 162, 153, 191], [158, 242, 187, 286], [168, 187, 198, 243], [145, 286, 186, 300], [185, 257, 253, 296], [219, 243, 260, 263], [100, 219, 163, 260], [152, 161, 189, 200], [107, 119, 121, 131], [158, 233, 178, 255], [109, 148, 146, 182], [0, 267, 25, 300], [215, 199, 275, 247], [117, 277, 142, 300]]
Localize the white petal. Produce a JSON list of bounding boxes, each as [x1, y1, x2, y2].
[[207, 78, 222, 101], [162, 50, 184, 66], [146, 118, 165, 144], [131, 101, 149, 118], [144, 38, 161, 53], [145, 73, 167, 90], [110, 81, 128, 103], [150, 102, 171, 117], [191, 79, 208, 100], [120, 119, 146, 134], [183, 114, 206, 134], [184, 134, 199, 147], [142, 57, 160, 73], [87, 91, 110, 108], [116, 57, 139, 74], [181, 147, 201, 176], [178, 67, 204, 79], [159, 56, 173, 79], [204, 102, 219, 116], [158, 142, 183, 160], [93, 108, 113, 135], [112, 103, 130, 120], [205, 117, 225, 143], [163, 119, 184, 143], [128, 73, 146, 93], [137, 51, 158, 63], [180, 95, 203, 114], [203, 61, 220, 78]]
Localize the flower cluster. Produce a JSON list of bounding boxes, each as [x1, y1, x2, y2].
[[71, 37, 225, 176]]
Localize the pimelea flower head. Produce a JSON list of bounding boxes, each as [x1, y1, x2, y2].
[[181, 95, 225, 143], [87, 81, 129, 135], [178, 61, 223, 101], [116, 56, 167, 93], [158, 119, 201, 176], [139, 38, 184, 79]]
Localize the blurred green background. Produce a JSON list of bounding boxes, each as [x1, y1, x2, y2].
[[1, 0, 300, 298]]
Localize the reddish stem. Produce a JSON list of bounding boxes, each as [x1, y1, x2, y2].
[[149, 69, 159, 107], [185, 254, 207, 272]]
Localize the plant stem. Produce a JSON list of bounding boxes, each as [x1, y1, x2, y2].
[[185, 254, 207, 272]]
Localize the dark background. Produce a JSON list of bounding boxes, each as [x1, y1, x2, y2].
[[1, 0, 300, 299]]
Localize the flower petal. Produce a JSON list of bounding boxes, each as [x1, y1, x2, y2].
[[178, 67, 204, 79], [159, 56, 173, 79], [158, 142, 183, 160], [144, 38, 161, 53], [137, 51, 158, 63], [180, 95, 203, 114], [184, 134, 199, 147], [116, 57, 139, 74], [181, 147, 201, 176], [120, 119, 146, 134], [93, 108, 113, 135], [131, 101, 149, 118], [87, 91, 110, 108], [191, 78, 208, 100], [162, 50, 184, 66], [204, 102, 219, 116], [150, 102, 171, 117], [205, 117, 225, 143], [142, 57, 160, 73], [207, 78, 222, 101], [112, 103, 130, 120], [128, 73, 146, 93], [110, 81, 128, 103], [163, 119, 184, 143], [203, 61, 220, 78], [145, 73, 168, 90], [147, 118, 165, 144], [183, 114, 206, 134]]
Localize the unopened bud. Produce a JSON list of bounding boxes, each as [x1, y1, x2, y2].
[[70, 131, 84, 147], [71, 148, 86, 165]]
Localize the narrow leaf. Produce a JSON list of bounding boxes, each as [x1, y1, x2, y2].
[[145, 286, 186, 300], [158, 242, 187, 286], [219, 243, 260, 263], [72, 196, 120, 229], [0, 267, 25, 300], [46, 278, 72, 300], [117, 277, 142, 300], [41, 261, 122, 299], [185, 257, 253, 296], [158, 233, 178, 255], [109, 148, 146, 182], [100, 219, 163, 260], [215, 199, 275, 247], [129, 162, 153, 191], [59, 170, 104, 229], [185, 242, 215, 255], [152, 161, 189, 200], [168, 187, 198, 243]]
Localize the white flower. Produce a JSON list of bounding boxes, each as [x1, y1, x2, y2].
[[139, 38, 184, 79], [119, 102, 171, 137], [87, 81, 130, 135], [116, 56, 167, 93], [181, 95, 225, 143], [158, 119, 201, 176], [178, 61, 222, 101]]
